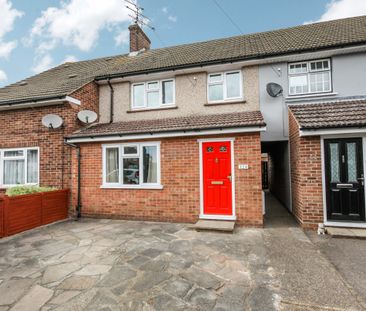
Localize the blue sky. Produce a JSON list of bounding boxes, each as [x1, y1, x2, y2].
[[0, 0, 365, 87]]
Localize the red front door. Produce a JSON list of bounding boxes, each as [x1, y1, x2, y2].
[[202, 141, 233, 216]]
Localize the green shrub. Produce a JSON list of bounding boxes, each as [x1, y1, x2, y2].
[[6, 185, 57, 197]]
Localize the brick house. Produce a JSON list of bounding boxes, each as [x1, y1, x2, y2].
[[1, 16, 366, 229]]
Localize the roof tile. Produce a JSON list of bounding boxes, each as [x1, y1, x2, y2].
[[69, 111, 265, 138], [1, 16, 366, 105], [289, 99, 366, 129]]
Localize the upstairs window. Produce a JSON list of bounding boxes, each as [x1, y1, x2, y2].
[[288, 59, 331, 96], [132, 79, 175, 109], [207, 71, 242, 102], [0, 147, 39, 187]]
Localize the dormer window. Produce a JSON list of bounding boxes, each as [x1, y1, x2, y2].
[[207, 70, 242, 103], [288, 59, 331, 96], [131, 79, 175, 109]]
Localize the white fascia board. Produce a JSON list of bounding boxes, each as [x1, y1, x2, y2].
[[66, 126, 267, 143], [300, 127, 366, 137], [65, 96, 81, 105], [0, 98, 66, 111], [0, 96, 81, 111]]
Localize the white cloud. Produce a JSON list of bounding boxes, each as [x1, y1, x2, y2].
[[161, 6, 177, 23], [63, 55, 78, 63], [307, 0, 366, 23], [168, 15, 177, 23], [115, 29, 129, 46], [32, 54, 53, 73], [0, 0, 23, 58], [29, 0, 132, 52], [0, 69, 7, 82]]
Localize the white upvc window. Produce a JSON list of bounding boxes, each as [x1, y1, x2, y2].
[[207, 70, 243, 103], [131, 79, 175, 109], [288, 59, 332, 96], [102, 142, 161, 189], [0, 147, 39, 187]]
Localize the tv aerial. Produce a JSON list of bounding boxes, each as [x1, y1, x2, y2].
[[42, 114, 64, 129], [125, 0, 155, 31], [77, 110, 98, 124], [266, 83, 283, 98]]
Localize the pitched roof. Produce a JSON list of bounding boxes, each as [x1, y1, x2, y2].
[[68, 111, 265, 138], [1, 15, 366, 106], [289, 99, 366, 130], [0, 55, 129, 105]]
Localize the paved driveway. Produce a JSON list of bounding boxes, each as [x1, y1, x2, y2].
[[0, 214, 365, 310]]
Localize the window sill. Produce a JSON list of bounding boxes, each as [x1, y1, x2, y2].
[[205, 100, 246, 106], [127, 106, 177, 113], [100, 184, 164, 190], [285, 92, 338, 101]]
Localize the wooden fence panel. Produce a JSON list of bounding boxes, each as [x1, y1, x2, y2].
[[41, 190, 69, 225], [5, 194, 42, 236]]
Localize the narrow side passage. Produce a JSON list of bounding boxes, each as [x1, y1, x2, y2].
[[264, 192, 296, 228]]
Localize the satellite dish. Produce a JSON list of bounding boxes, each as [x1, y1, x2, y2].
[[266, 83, 283, 98], [42, 114, 63, 129], [77, 110, 97, 124]]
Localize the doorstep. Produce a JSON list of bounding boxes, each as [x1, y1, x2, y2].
[[190, 220, 235, 233], [326, 227, 366, 239]]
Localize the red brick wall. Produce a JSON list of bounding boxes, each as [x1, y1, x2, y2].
[[71, 133, 263, 226], [289, 111, 323, 229], [0, 82, 98, 194]]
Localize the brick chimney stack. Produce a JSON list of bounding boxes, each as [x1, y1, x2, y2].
[[128, 24, 151, 53]]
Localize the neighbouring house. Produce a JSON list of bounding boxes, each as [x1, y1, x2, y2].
[[1, 16, 366, 229]]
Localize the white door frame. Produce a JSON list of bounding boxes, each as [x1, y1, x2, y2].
[[320, 134, 366, 228], [198, 138, 236, 221]]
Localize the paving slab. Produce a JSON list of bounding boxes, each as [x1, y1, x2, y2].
[[10, 285, 53, 311], [0, 215, 364, 310], [0, 278, 35, 306]]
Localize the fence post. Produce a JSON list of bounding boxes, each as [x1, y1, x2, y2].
[[0, 197, 3, 238], [3, 196, 9, 237]]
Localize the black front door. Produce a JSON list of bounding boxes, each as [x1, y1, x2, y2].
[[324, 138, 365, 222]]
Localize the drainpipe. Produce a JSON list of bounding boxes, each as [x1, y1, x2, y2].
[[107, 79, 114, 123], [65, 141, 82, 220]]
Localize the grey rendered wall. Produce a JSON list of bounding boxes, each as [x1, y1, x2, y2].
[[332, 53, 366, 97], [259, 63, 289, 142]]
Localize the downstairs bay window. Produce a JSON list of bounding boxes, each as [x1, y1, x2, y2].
[[0, 147, 39, 187], [102, 142, 161, 189]]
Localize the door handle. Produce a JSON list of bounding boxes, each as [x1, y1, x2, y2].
[[227, 175, 232, 182]]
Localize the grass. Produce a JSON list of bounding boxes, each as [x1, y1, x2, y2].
[[6, 185, 57, 197]]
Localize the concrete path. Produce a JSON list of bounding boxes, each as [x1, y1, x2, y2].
[[308, 231, 366, 308], [0, 196, 364, 310]]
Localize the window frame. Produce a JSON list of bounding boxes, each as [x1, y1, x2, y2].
[[207, 70, 243, 103], [0, 147, 40, 188], [131, 79, 175, 110], [288, 58, 332, 96], [102, 142, 162, 189]]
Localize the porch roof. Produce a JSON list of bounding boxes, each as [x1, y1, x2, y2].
[[68, 111, 265, 139], [289, 99, 366, 130]]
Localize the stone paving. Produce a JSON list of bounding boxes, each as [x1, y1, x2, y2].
[[0, 204, 365, 310]]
